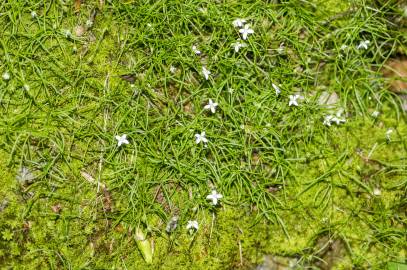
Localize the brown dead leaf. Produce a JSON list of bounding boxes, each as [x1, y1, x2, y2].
[[382, 57, 407, 93], [74, 0, 81, 13], [51, 203, 62, 214], [74, 25, 86, 37], [120, 74, 137, 84], [313, 235, 346, 270]]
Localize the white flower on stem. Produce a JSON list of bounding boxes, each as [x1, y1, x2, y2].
[[202, 66, 211, 80], [357, 40, 370, 50], [206, 190, 223, 205], [192, 45, 201, 55], [232, 18, 247, 28], [23, 84, 30, 91], [371, 111, 380, 118], [385, 128, 393, 141], [231, 40, 247, 52], [272, 83, 281, 95], [288, 94, 300, 106], [195, 131, 208, 144], [2, 72, 10, 81], [31, 11, 37, 18], [115, 134, 129, 147], [186, 220, 199, 231], [239, 24, 254, 40], [204, 99, 218, 113], [170, 65, 177, 74]]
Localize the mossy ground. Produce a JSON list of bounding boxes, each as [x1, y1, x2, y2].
[[1, 1, 406, 269]]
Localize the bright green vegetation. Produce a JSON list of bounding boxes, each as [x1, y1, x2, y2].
[[0, 0, 406, 269]]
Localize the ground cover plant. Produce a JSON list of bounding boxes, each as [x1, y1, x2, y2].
[[0, 0, 406, 269]]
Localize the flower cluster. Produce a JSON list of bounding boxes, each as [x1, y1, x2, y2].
[[230, 18, 254, 53]]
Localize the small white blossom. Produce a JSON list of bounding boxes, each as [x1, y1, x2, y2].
[[272, 83, 281, 95], [31, 11, 37, 18], [371, 111, 380, 118], [85, 19, 93, 28], [239, 24, 254, 40], [232, 18, 247, 28], [288, 94, 300, 106], [202, 66, 211, 80], [331, 116, 346, 125], [195, 131, 208, 144], [64, 29, 72, 38], [385, 128, 393, 141], [231, 40, 247, 52], [340, 44, 348, 50], [115, 134, 129, 147], [2, 72, 10, 81], [204, 99, 218, 113], [323, 115, 334, 126], [192, 45, 201, 55], [165, 216, 179, 233], [357, 40, 370, 50], [373, 187, 381, 196], [277, 43, 285, 54], [206, 190, 223, 205], [323, 110, 346, 126], [23, 84, 30, 91], [186, 220, 199, 231], [170, 65, 177, 74], [331, 110, 346, 125]]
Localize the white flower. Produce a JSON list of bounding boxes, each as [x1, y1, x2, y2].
[[2, 72, 10, 81], [331, 110, 346, 125], [85, 19, 93, 28], [357, 40, 370, 50], [323, 110, 345, 126], [323, 115, 334, 126], [206, 190, 223, 205], [170, 65, 177, 74], [232, 18, 247, 28], [340, 44, 348, 50], [288, 94, 300, 106], [115, 134, 129, 147], [204, 99, 218, 113], [231, 40, 247, 52], [272, 83, 281, 95], [331, 116, 346, 125], [165, 216, 179, 233], [239, 24, 254, 40], [277, 43, 285, 54], [23, 84, 30, 91], [192, 45, 201, 55], [371, 111, 380, 118], [64, 29, 72, 38], [373, 187, 381, 196], [385, 128, 393, 141], [31, 11, 37, 18], [202, 66, 211, 80], [195, 131, 208, 144], [186, 220, 199, 231]]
